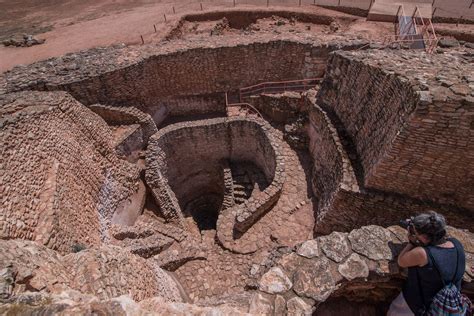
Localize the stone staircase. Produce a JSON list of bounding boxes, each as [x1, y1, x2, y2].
[[231, 173, 254, 205], [229, 163, 268, 205]]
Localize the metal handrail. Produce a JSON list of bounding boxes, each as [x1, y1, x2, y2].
[[227, 102, 264, 119], [239, 78, 322, 102], [225, 92, 263, 119]]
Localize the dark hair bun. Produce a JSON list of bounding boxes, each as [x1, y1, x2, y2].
[[413, 211, 447, 245]]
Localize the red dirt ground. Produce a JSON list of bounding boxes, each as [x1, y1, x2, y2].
[[0, 0, 472, 73]]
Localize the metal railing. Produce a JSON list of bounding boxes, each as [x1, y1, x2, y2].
[[239, 78, 322, 102], [359, 5, 438, 53], [225, 92, 263, 119]]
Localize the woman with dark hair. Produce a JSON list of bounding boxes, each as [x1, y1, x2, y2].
[[388, 211, 466, 316]]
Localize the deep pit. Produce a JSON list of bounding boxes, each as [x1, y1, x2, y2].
[[1, 5, 474, 316]]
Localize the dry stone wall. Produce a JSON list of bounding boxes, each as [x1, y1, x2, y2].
[[0, 91, 140, 254], [249, 225, 474, 315], [305, 87, 474, 233], [317, 49, 474, 211], [88, 104, 157, 143], [1, 35, 366, 121], [145, 117, 284, 240]]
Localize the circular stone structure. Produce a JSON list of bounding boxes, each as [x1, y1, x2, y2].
[[145, 116, 285, 252]]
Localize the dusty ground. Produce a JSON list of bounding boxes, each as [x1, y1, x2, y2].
[[0, 0, 473, 73]]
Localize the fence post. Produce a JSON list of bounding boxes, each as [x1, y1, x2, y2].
[[299, 0, 301, 6], [163, 14, 167, 22], [338, 0, 341, 6], [200, 3, 203, 10], [314, 0, 316, 4], [267, 0, 269, 7], [153, 24, 157, 32], [173, 6, 175, 14], [140, 35, 144, 44], [233, 0, 236, 6]]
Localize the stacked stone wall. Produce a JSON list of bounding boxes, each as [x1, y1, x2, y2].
[[181, 9, 335, 29], [1, 36, 366, 121], [307, 101, 358, 215], [317, 50, 474, 211], [249, 225, 474, 315], [304, 88, 474, 233], [0, 92, 140, 254], [146, 117, 283, 234], [317, 52, 419, 184], [88, 104, 157, 143]]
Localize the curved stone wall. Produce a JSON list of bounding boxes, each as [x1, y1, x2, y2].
[[0, 91, 140, 254], [306, 89, 474, 234], [88, 104, 158, 143], [145, 117, 284, 246], [318, 50, 474, 211], [1, 34, 366, 123]]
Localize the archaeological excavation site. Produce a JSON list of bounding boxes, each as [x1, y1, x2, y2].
[[1, 1, 474, 315]]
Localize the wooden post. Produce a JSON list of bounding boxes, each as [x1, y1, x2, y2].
[[267, 0, 269, 7], [233, 0, 236, 6], [163, 14, 167, 22], [153, 24, 156, 32], [173, 6, 175, 14], [299, 0, 301, 6], [313, 0, 316, 4], [140, 35, 144, 44], [200, 3, 203, 10], [338, 0, 341, 6]]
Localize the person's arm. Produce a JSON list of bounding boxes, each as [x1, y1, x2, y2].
[[397, 244, 427, 268]]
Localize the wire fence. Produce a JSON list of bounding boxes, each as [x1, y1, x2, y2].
[[136, 0, 474, 44]]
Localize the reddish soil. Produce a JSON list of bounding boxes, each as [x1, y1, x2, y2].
[[0, 0, 472, 73]]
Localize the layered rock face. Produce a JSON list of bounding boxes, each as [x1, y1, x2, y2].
[[0, 240, 182, 303]]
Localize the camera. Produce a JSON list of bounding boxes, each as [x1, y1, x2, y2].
[[399, 218, 412, 229], [399, 217, 416, 235]]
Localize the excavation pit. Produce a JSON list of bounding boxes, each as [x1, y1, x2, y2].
[[145, 117, 283, 235]]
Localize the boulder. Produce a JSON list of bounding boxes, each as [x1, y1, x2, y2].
[[286, 297, 313, 316], [318, 232, 351, 263], [338, 253, 370, 281], [293, 256, 336, 302], [259, 267, 293, 294], [348, 225, 393, 260], [296, 239, 320, 258]]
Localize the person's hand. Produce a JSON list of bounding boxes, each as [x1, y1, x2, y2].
[[407, 232, 418, 245]]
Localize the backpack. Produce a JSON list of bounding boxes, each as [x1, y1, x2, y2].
[[424, 240, 473, 316]]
